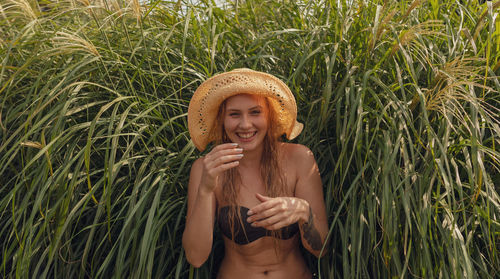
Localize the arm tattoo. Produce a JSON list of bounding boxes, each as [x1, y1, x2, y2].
[[301, 206, 323, 251]]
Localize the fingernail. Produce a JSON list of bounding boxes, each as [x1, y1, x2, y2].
[[231, 143, 238, 146], [247, 210, 253, 215], [235, 148, 243, 152], [236, 154, 244, 158], [246, 217, 252, 222], [251, 222, 257, 227]]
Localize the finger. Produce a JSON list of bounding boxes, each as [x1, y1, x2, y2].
[[246, 206, 280, 223], [261, 219, 292, 231], [213, 153, 244, 166], [210, 143, 240, 153], [213, 147, 243, 157], [255, 193, 270, 203], [205, 152, 243, 170], [248, 199, 278, 215], [207, 161, 240, 178], [252, 214, 289, 230], [213, 160, 240, 172], [206, 147, 243, 163], [218, 149, 244, 161], [205, 143, 238, 157]]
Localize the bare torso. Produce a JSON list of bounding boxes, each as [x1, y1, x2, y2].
[[217, 235, 311, 279], [183, 96, 328, 276], [214, 143, 312, 279]]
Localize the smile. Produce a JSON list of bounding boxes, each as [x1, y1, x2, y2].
[[237, 131, 257, 139]]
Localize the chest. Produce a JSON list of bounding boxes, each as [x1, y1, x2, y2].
[[215, 162, 297, 207]]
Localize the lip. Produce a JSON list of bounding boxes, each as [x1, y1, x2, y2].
[[236, 131, 257, 142]]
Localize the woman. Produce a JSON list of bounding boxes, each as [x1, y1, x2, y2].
[[183, 69, 329, 278]]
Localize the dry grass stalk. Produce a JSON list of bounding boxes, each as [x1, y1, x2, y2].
[[423, 58, 496, 132], [391, 20, 445, 56], [473, 0, 500, 42], [50, 31, 100, 57], [131, 0, 141, 22], [110, 0, 122, 15], [369, 5, 398, 52], [20, 141, 43, 149], [4, 0, 38, 21], [402, 0, 424, 20]]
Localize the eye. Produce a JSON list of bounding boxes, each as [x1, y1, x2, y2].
[[229, 112, 240, 117], [250, 110, 261, 115]]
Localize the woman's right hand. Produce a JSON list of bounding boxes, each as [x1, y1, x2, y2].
[[199, 143, 243, 194]]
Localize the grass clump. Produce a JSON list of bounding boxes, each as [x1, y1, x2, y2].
[[1, 0, 499, 278]]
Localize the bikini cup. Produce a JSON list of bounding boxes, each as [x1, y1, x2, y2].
[[217, 206, 299, 245]]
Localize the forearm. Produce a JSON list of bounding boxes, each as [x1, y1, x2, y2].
[[298, 201, 329, 257], [182, 189, 216, 267]]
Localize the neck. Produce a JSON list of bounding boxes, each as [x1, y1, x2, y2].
[[238, 144, 263, 169]]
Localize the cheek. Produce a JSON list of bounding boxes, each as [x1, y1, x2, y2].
[[257, 116, 269, 130], [223, 118, 236, 132]]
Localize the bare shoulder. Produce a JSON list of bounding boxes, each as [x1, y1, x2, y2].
[[189, 157, 205, 179], [280, 143, 316, 164], [192, 156, 204, 169], [192, 156, 205, 167]]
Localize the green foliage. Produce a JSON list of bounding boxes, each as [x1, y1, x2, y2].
[[1, 0, 499, 278]]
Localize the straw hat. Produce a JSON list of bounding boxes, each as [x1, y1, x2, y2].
[[188, 68, 303, 151]]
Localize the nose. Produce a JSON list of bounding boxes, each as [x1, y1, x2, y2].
[[238, 114, 252, 129]]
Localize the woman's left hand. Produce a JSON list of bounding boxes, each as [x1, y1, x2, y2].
[[246, 193, 309, 230]]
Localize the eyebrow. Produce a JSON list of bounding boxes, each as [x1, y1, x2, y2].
[[226, 105, 263, 112]]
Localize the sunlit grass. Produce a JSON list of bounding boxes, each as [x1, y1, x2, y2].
[[1, 0, 499, 278]]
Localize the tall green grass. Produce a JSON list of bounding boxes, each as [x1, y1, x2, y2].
[[1, 0, 499, 278]]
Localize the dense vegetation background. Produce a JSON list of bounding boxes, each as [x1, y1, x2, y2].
[[1, 0, 499, 278]]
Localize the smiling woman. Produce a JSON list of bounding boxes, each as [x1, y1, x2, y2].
[[182, 69, 329, 278], [223, 94, 269, 151], [1, 0, 498, 277]]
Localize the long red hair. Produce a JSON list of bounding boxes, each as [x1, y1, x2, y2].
[[210, 95, 288, 246]]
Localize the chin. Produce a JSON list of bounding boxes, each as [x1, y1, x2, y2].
[[239, 142, 259, 151]]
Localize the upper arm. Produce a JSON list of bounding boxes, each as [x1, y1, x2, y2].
[[292, 145, 327, 225], [183, 157, 217, 267], [185, 157, 215, 218]]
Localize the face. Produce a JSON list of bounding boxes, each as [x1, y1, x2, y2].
[[223, 94, 269, 151]]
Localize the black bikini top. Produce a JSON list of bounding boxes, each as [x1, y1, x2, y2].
[[217, 206, 299, 245]]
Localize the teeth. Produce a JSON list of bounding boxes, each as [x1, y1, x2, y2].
[[238, 132, 255, 139]]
